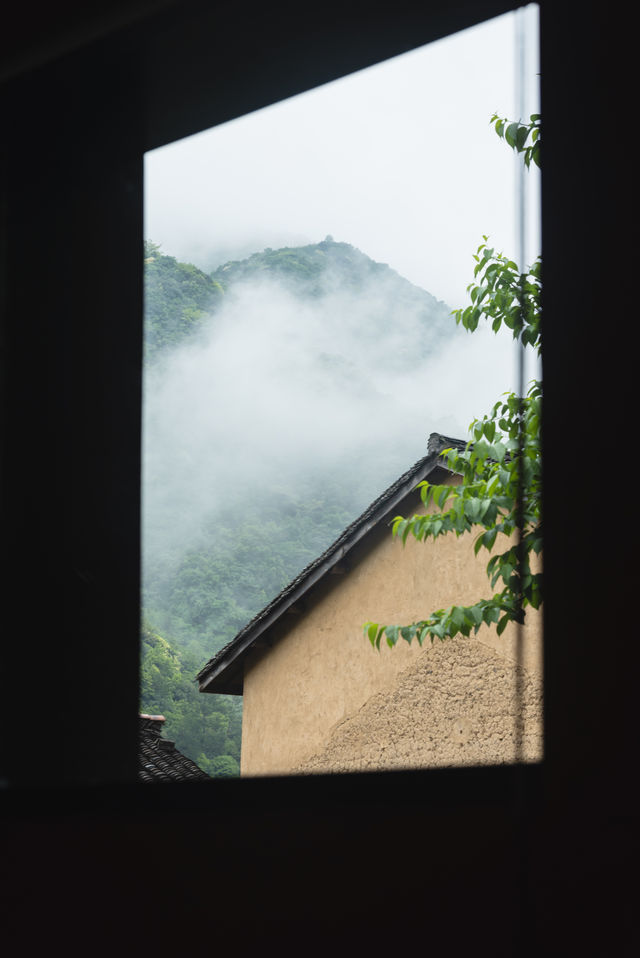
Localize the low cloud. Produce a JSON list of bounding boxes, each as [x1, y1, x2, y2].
[[142, 266, 519, 567]]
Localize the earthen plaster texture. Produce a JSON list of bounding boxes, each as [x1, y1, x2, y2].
[[295, 636, 543, 773], [240, 480, 542, 776]]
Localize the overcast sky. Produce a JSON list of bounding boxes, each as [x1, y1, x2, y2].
[[144, 6, 540, 311]]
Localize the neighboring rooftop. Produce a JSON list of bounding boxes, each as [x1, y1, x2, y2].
[[139, 714, 211, 783], [197, 433, 467, 696]]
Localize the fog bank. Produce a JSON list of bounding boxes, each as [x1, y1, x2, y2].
[[142, 265, 518, 569]]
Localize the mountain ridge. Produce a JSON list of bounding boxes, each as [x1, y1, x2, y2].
[[144, 236, 454, 363]]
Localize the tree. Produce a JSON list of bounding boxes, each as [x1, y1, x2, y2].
[[140, 620, 242, 773], [364, 113, 541, 650]]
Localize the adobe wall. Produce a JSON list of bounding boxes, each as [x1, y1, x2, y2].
[[295, 634, 543, 773], [241, 481, 542, 776]]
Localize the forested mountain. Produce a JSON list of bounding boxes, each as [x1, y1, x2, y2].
[[141, 237, 463, 776], [144, 236, 453, 363], [144, 240, 224, 361]]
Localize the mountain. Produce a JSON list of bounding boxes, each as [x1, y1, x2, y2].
[[212, 236, 435, 305], [144, 240, 225, 362], [145, 236, 453, 365]]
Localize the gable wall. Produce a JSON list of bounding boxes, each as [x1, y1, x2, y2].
[[241, 480, 542, 775]]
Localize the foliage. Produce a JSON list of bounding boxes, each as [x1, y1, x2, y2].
[[144, 236, 452, 364], [140, 621, 242, 776], [211, 238, 451, 335], [144, 240, 225, 362], [364, 114, 541, 650], [210, 238, 389, 295], [200, 754, 241, 778], [454, 237, 541, 353], [490, 112, 540, 169]]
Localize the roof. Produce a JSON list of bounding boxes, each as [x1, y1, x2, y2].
[[197, 432, 467, 696], [139, 714, 211, 783]]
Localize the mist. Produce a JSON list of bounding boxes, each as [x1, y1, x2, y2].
[[142, 258, 519, 574]]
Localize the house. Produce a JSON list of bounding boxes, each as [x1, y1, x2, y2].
[[138, 715, 211, 783], [198, 433, 543, 776]]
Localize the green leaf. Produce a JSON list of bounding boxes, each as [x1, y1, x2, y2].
[[492, 441, 506, 463], [484, 605, 501, 625], [515, 124, 529, 151], [451, 606, 469, 630], [385, 625, 399, 647], [483, 526, 498, 551], [531, 141, 541, 168], [367, 622, 380, 647], [505, 122, 520, 148], [435, 485, 450, 509], [468, 605, 484, 626]]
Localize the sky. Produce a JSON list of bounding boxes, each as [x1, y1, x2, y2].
[[142, 5, 541, 571], [144, 5, 540, 312]]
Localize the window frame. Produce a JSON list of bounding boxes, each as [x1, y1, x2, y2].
[[3, 2, 636, 951], [1, 0, 630, 846]]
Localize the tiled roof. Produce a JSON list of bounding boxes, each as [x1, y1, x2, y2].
[[139, 715, 211, 783], [197, 432, 466, 695]]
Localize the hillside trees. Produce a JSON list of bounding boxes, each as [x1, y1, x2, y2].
[[140, 622, 242, 776], [144, 240, 225, 361], [365, 113, 541, 649]]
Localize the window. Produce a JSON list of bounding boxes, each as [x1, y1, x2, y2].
[[3, 2, 633, 953], [142, 6, 542, 778]]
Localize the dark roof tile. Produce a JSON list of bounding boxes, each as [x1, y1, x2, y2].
[[138, 715, 211, 783]]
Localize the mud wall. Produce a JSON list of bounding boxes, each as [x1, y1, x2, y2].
[[241, 483, 542, 776]]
